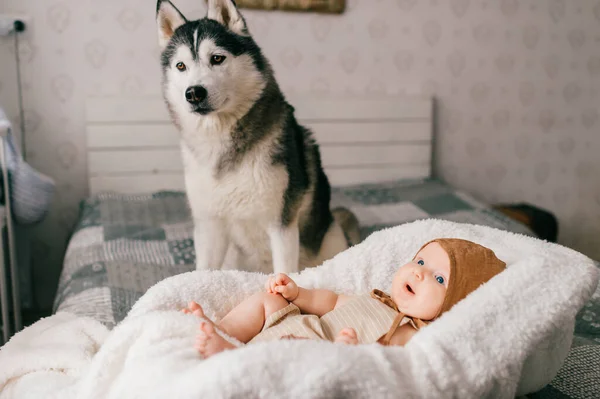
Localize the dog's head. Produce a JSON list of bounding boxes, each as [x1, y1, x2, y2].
[[156, 0, 267, 120]]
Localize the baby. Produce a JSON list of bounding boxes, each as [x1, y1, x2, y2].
[[182, 238, 506, 357]]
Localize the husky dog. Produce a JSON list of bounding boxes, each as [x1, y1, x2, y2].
[[156, 0, 359, 274]]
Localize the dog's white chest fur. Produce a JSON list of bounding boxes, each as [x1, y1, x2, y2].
[[181, 135, 287, 223]]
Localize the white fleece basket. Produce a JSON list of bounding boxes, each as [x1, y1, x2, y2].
[[2, 220, 596, 399], [119, 219, 599, 398]]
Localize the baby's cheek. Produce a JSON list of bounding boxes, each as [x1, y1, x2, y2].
[[422, 290, 443, 316], [434, 289, 446, 307]]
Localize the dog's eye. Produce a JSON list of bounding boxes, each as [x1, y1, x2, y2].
[[176, 62, 186, 71], [211, 55, 226, 65]]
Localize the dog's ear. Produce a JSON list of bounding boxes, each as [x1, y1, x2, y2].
[[156, 0, 187, 49], [205, 0, 248, 36]]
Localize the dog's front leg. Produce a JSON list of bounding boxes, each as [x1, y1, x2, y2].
[[194, 217, 229, 271], [268, 221, 300, 274]]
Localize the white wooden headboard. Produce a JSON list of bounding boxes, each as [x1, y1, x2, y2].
[[85, 95, 433, 195]]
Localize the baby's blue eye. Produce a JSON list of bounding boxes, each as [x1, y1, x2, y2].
[[436, 275, 445, 285], [417, 260, 424, 266]]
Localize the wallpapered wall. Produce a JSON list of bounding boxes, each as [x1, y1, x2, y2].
[[0, 0, 599, 309]]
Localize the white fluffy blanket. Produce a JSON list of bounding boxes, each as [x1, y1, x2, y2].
[[0, 220, 598, 399]]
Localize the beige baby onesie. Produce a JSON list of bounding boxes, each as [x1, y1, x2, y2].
[[249, 290, 417, 345]]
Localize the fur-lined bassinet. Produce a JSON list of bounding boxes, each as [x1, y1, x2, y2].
[[0, 219, 598, 398]]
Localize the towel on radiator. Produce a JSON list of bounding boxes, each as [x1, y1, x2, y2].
[[0, 219, 598, 399]]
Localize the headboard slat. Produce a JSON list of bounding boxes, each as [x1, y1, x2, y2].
[[88, 143, 431, 175], [87, 120, 430, 149]]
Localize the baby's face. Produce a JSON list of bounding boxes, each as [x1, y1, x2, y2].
[[391, 242, 451, 320]]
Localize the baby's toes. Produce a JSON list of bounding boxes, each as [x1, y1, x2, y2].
[[195, 335, 207, 348], [194, 341, 204, 351], [190, 302, 206, 318], [199, 321, 215, 336]]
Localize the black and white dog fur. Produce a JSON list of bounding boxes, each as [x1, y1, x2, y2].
[[156, 0, 360, 274]]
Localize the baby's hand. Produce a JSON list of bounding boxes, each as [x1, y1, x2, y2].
[[265, 273, 299, 301], [335, 328, 358, 345]]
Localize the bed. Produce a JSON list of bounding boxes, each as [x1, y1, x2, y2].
[[52, 95, 599, 398]]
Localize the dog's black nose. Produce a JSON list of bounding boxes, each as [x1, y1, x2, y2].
[[185, 86, 207, 105]]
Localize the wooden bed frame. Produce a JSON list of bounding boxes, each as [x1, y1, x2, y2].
[[84, 95, 433, 195]]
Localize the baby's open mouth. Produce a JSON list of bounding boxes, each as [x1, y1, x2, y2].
[[405, 283, 415, 295]]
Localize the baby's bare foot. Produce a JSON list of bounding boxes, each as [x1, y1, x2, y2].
[[181, 301, 205, 317], [335, 328, 358, 345], [195, 320, 235, 358]]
